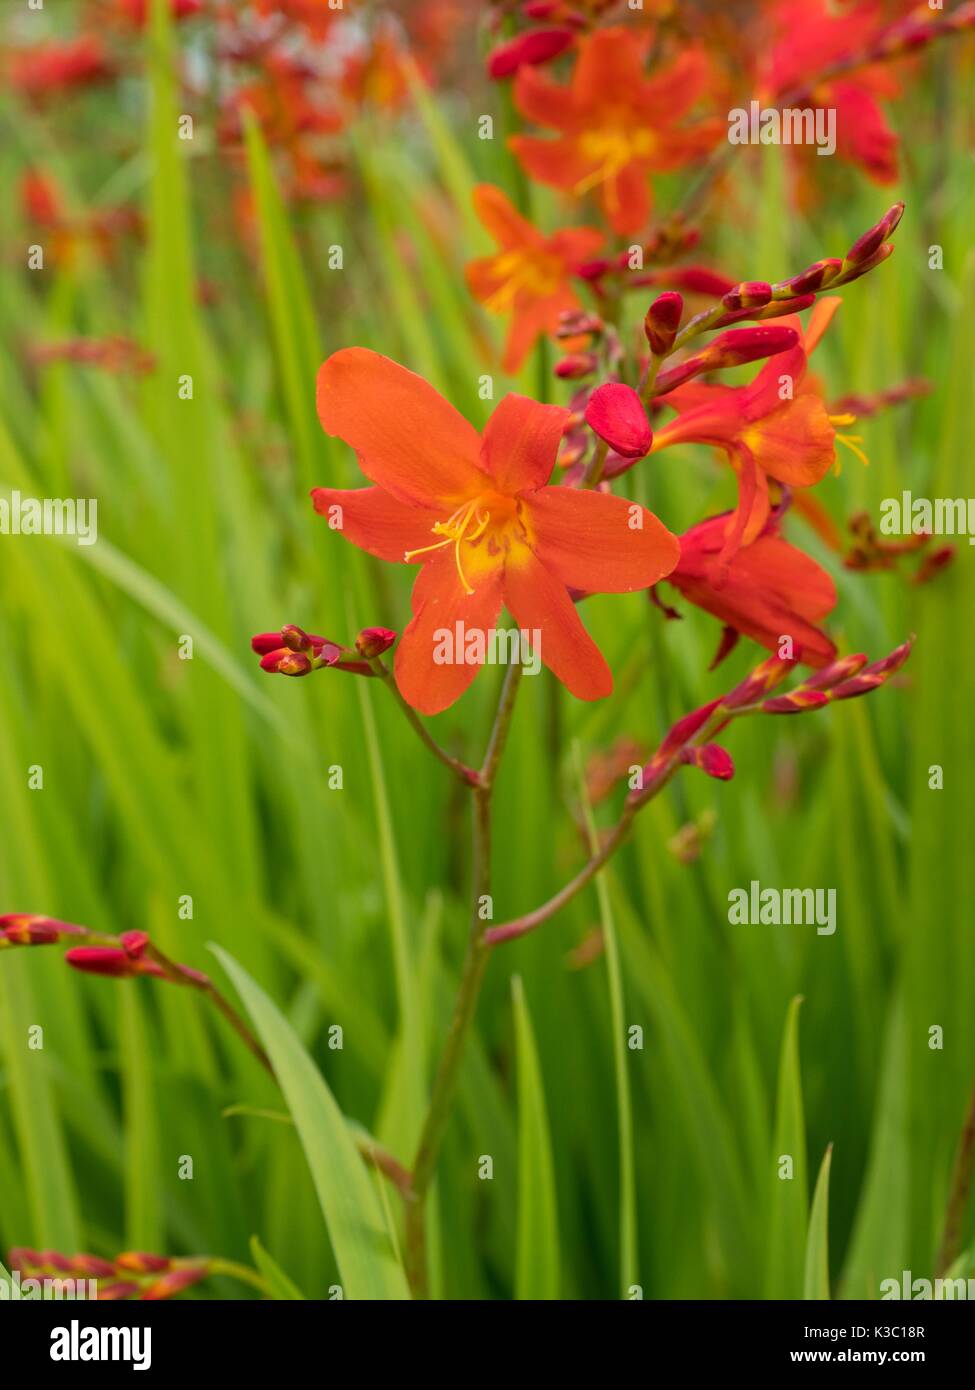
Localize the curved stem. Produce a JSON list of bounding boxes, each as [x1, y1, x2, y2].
[[403, 662, 523, 1298], [370, 656, 480, 786]]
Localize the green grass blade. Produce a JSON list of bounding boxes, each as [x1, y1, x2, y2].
[[511, 974, 560, 1300], [250, 1235, 306, 1300], [210, 945, 410, 1300], [804, 1145, 833, 1301], [765, 995, 808, 1299]]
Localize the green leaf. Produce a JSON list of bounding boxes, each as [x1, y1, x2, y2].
[[766, 995, 808, 1299], [210, 946, 410, 1300], [512, 975, 560, 1300], [804, 1145, 833, 1300], [250, 1235, 305, 1301]]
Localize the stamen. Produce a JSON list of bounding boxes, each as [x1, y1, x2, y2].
[[403, 501, 491, 595], [828, 413, 870, 473]]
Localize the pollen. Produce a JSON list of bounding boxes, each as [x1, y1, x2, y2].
[[404, 499, 491, 595]]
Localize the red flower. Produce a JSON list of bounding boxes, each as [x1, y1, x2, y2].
[[465, 185, 603, 373], [8, 38, 115, 97], [651, 300, 843, 573], [666, 512, 837, 668], [312, 349, 680, 714], [510, 28, 721, 235]]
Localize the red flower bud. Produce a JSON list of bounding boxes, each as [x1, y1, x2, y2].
[[775, 259, 842, 296], [721, 281, 771, 311], [703, 325, 799, 369], [355, 627, 397, 659], [486, 28, 574, 79], [681, 743, 735, 779], [554, 352, 598, 379], [0, 914, 87, 946], [761, 689, 830, 714], [584, 383, 652, 459], [97, 1282, 141, 1301], [845, 203, 905, 266], [65, 946, 164, 979], [643, 291, 683, 356]]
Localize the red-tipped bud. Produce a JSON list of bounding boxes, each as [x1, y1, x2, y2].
[[703, 325, 799, 369], [681, 743, 735, 779], [829, 639, 912, 700], [801, 653, 870, 690], [721, 281, 771, 312], [654, 326, 798, 396], [652, 267, 736, 297], [116, 1252, 171, 1274], [643, 291, 683, 355], [355, 627, 397, 659], [279, 623, 314, 652], [584, 383, 652, 459], [712, 294, 815, 328], [554, 352, 599, 380], [65, 946, 164, 979], [141, 1264, 209, 1300], [8, 1248, 43, 1271], [775, 259, 842, 296], [0, 914, 88, 946], [250, 632, 284, 655], [120, 930, 151, 958], [844, 203, 905, 266], [761, 689, 830, 715], [41, 1250, 75, 1272], [723, 652, 799, 710], [556, 310, 603, 339], [486, 28, 574, 79]]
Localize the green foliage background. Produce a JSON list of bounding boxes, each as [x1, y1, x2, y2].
[[1, 4, 973, 1299]]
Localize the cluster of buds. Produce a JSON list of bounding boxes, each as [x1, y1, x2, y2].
[[844, 512, 954, 586], [831, 378, 933, 421], [0, 914, 207, 985], [8, 1248, 210, 1301], [627, 640, 912, 806], [251, 624, 395, 677]]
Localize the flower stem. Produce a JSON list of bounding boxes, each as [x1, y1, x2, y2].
[[403, 662, 523, 1298], [370, 656, 480, 785]]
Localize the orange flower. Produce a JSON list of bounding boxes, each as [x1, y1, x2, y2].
[[312, 350, 680, 714], [510, 28, 721, 235], [465, 185, 604, 374], [666, 512, 837, 668], [651, 299, 846, 574]]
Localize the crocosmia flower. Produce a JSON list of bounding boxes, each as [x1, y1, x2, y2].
[[510, 27, 720, 235], [666, 512, 838, 668], [651, 299, 844, 574], [312, 349, 680, 714], [465, 184, 604, 373]]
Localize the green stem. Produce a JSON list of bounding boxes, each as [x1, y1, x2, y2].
[[370, 656, 480, 786], [403, 662, 523, 1298], [934, 1075, 975, 1277]]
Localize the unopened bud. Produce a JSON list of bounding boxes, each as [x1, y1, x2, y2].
[[643, 291, 683, 355], [584, 383, 652, 459], [554, 352, 598, 380], [355, 627, 397, 659]]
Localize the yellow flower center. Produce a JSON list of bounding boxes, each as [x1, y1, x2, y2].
[[404, 499, 493, 594], [483, 247, 563, 314], [828, 412, 870, 474], [575, 122, 656, 201]]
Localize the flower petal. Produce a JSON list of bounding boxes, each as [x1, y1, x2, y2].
[[316, 348, 485, 508], [311, 485, 442, 563], [527, 486, 680, 592], [503, 549, 612, 700], [480, 394, 570, 495], [394, 547, 504, 715], [472, 183, 538, 250]]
